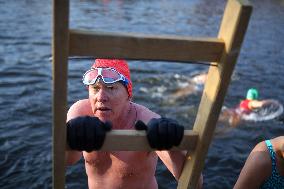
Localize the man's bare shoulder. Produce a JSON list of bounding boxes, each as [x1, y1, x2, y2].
[[72, 99, 90, 107], [67, 99, 92, 120], [132, 102, 160, 123]]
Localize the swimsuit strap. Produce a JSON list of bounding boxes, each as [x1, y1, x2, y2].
[[260, 140, 284, 189], [265, 140, 277, 172]]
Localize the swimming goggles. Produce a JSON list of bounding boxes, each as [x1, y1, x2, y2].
[[82, 67, 129, 86]]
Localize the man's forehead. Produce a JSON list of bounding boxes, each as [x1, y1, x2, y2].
[[90, 79, 121, 87]]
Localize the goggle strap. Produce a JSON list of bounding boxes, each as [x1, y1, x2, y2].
[[97, 68, 102, 76]]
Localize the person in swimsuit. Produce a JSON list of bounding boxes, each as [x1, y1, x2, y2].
[[234, 136, 284, 188], [65, 59, 203, 189]]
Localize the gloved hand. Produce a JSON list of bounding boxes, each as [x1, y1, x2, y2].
[[135, 117, 184, 150], [66, 116, 112, 152]]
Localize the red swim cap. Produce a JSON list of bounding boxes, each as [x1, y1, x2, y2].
[[92, 59, 133, 97]]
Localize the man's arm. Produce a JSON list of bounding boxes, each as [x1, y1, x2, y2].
[[157, 151, 203, 189], [65, 100, 90, 165], [249, 100, 267, 109], [156, 150, 186, 179], [135, 104, 203, 187], [65, 151, 82, 166], [135, 104, 185, 178]]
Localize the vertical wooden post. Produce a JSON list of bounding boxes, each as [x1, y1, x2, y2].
[[177, 0, 252, 188], [52, 0, 69, 189]]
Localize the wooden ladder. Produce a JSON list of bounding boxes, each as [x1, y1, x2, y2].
[[52, 0, 252, 188]]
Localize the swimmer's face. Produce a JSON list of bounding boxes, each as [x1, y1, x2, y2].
[[88, 80, 129, 123]]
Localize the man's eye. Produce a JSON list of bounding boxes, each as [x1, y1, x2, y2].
[[107, 86, 114, 90], [92, 86, 100, 92]]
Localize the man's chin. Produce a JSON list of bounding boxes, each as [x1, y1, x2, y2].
[[95, 111, 111, 121]]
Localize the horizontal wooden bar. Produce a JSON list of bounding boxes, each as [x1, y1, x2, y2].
[[66, 130, 198, 151], [69, 29, 224, 63]]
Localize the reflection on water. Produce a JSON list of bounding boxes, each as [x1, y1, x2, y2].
[[0, 0, 284, 188]]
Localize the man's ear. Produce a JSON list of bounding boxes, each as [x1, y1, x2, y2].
[[128, 96, 132, 101]]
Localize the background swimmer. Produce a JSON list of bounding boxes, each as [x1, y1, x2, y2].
[[239, 88, 268, 114], [169, 72, 207, 101], [219, 88, 283, 127]]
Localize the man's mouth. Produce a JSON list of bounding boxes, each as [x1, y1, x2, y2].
[[97, 107, 111, 111]]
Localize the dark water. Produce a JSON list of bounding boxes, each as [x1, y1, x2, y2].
[[0, 0, 284, 188]]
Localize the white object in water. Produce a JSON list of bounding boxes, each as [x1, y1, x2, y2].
[[241, 100, 283, 122]]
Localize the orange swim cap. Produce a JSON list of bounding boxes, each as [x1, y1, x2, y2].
[[92, 59, 133, 97]]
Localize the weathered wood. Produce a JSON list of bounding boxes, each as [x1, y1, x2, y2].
[[177, 0, 252, 188], [52, 0, 69, 189], [65, 130, 198, 151], [69, 29, 224, 63]]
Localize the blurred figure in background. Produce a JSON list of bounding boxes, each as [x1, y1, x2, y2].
[[169, 72, 207, 101]]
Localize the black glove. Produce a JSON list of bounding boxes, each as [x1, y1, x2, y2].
[[66, 116, 112, 152], [135, 117, 184, 150]]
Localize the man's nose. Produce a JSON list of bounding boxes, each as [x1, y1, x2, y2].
[[96, 88, 108, 102]]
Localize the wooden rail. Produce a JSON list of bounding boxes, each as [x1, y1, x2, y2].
[[98, 130, 198, 151], [69, 29, 225, 63]]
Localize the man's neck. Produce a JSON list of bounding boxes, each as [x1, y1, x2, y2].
[[113, 102, 136, 130]]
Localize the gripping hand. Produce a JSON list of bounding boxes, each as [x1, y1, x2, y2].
[[135, 117, 184, 150], [66, 116, 112, 152]]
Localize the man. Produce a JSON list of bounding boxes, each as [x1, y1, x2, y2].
[[66, 59, 202, 189]]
